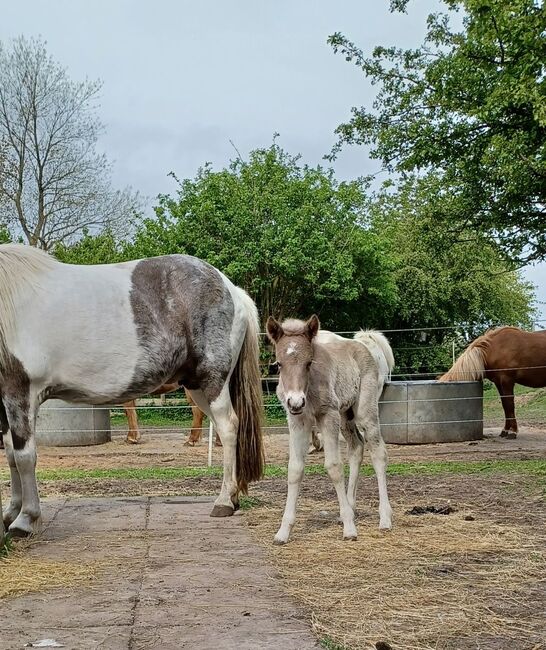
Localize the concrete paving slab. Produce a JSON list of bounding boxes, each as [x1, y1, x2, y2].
[[1, 496, 319, 650]]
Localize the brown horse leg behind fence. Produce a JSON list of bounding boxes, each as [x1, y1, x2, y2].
[[124, 385, 220, 446]]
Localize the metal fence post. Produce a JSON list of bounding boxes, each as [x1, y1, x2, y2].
[[208, 420, 214, 468]]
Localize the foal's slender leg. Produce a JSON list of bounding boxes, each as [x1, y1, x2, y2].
[[274, 412, 312, 544], [341, 418, 364, 514], [355, 390, 392, 530], [4, 395, 41, 536], [320, 413, 358, 541]]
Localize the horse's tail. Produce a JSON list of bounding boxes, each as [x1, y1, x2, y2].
[[230, 291, 265, 494], [354, 329, 395, 373], [438, 339, 487, 382]]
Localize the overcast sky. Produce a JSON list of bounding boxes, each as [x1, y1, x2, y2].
[[1, 0, 544, 321]]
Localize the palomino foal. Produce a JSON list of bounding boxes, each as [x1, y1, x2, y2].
[[267, 315, 393, 544]]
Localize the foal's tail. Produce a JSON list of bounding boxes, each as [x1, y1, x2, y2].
[[230, 291, 265, 493], [354, 330, 395, 374], [438, 339, 487, 382]]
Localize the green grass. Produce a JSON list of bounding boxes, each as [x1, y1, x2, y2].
[[320, 637, 348, 650], [483, 382, 546, 424], [2, 459, 543, 483], [0, 533, 13, 558]]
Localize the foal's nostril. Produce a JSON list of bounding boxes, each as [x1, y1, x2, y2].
[[301, 397, 306, 407]]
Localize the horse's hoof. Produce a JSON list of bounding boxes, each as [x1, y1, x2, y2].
[[273, 537, 287, 545], [505, 432, 517, 439], [184, 440, 197, 447], [500, 430, 509, 437], [8, 526, 32, 538], [210, 504, 234, 518]]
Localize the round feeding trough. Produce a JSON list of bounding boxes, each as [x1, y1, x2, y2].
[[379, 380, 483, 444], [35, 399, 111, 447]]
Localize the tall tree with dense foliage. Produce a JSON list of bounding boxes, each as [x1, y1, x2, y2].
[[129, 143, 397, 327], [329, 0, 546, 262], [368, 176, 536, 374], [0, 37, 141, 249]]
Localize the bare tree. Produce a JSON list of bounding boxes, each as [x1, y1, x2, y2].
[[0, 37, 140, 249]]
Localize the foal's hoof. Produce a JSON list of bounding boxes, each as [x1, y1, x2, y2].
[[500, 430, 508, 438], [210, 504, 234, 518], [343, 534, 357, 541], [273, 537, 287, 545]]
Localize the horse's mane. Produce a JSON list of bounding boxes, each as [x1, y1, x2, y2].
[[280, 319, 308, 337], [0, 244, 57, 368], [439, 326, 524, 382]]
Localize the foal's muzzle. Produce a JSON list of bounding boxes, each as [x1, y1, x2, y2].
[[287, 396, 306, 415]]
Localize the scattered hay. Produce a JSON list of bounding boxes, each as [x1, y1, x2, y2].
[[0, 541, 101, 600], [248, 499, 546, 650]]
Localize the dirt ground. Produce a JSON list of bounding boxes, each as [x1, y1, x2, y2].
[[28, 424, 546, 473], [2, 426, 545, 649]]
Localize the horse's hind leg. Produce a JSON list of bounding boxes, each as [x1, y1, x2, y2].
[[498, 378, 517, 438], [355, 390, 392, 530], [320, 412, 358, 541], [341, 417, 364, 514], [3, 394, 41, 536]]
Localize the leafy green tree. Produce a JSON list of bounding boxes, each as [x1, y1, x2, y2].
[[129, 143, 398, 328], [54, 229, 126, 264], [329, 0, 546, 263], [368, 176, 536, 374]]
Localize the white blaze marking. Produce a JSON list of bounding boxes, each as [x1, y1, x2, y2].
[[286, 343, 297, 356]]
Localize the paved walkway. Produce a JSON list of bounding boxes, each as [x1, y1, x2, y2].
[[1, 497, 319, 649]]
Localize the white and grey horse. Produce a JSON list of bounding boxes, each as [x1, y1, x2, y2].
[[0, 244, 264, 536], [266, 315, 393, 544]]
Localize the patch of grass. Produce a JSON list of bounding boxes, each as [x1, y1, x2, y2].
[[320, 637, 348, 650], [239, 495, 263, 510], [483, 382, 546, 426], [1, 459, 543, 483], [0, 533, 13, 558]]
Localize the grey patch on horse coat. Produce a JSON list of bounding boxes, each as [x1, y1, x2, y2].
[[0, 354, 31, 450], [128, 255, 235, 402]]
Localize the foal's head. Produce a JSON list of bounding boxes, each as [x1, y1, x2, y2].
[[266, 315, 320, 415]]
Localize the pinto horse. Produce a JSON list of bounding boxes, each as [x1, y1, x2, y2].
[[0, 244, 264, 536], [439, 326, 546, 438]]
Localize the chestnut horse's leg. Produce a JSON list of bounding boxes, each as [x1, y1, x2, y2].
[[498, 377, 517, 438], [184, 388, 220, 446], [124, 400, 140, 444]]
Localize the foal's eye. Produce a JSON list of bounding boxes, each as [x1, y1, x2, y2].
[[306, 361, 312, 369]]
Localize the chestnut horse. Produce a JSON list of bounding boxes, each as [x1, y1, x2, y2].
[[439, 326, 546, 438], [123, 385, 221, 446]]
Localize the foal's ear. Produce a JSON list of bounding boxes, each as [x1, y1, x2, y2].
[[306, 314, 320, 340], [266, 316, 283, 343]]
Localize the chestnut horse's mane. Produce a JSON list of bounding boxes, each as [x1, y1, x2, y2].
[[439, 326, 523, 382]]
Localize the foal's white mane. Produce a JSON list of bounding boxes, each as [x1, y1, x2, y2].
[[0, 244, 57, 367]]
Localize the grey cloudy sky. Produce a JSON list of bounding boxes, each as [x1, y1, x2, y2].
[[1, 0, 544, 320]]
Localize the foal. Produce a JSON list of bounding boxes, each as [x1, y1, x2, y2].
[[267, 315, 393, 544]]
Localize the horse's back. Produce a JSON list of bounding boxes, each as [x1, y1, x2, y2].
[[5, 252, 242, 403], [483, 327, 546, 386]]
